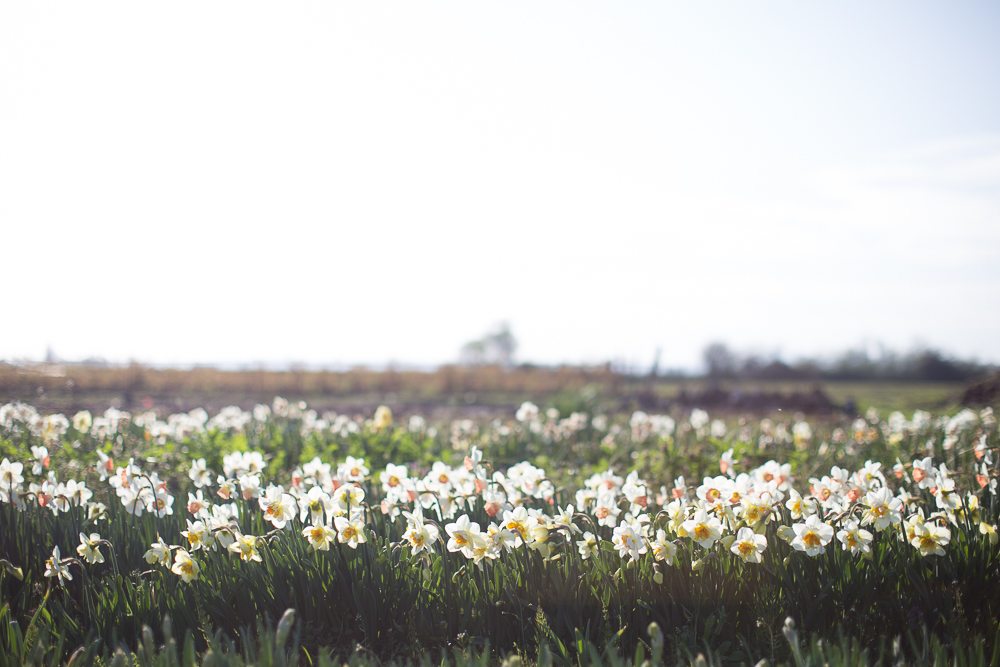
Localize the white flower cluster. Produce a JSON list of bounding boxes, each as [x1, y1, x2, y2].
[[2, 401, 993, 589]]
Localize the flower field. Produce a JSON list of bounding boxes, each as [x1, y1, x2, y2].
[[0, 400, 998, 666]]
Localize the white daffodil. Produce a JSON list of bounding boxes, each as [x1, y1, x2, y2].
[[790, 516, 834, 557], [861, 487, 902, 531], [785, 489, 816, 520], [299, 486, 334, 525], [188, 459, 213, 488], [171, 549, 200, 582], [144, 537, 172, 567], [502, 506, 531, 546], [332, 484, 366, 517], [334, 514, 367, 549], [228, 534, 263, 562], [612, 519, 647, 561], [76, 532, 104, 565], [445, 514, 479, 556], [259, 486, 297, 529], [44, 546, 72, 585], [730, 527, 767, 564], [650, 529, 677, 566], [910, 521, 951, 557], [403, 517, 440, 554], [182, 519, 214, 552], [836, 520, 873, 556], [302, 523, 337, 551], [577, 531, 599, 560], [681, 509, 724, 550]]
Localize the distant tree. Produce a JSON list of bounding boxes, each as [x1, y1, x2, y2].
[[490, 323, 517, 367], [911, 349, 967, 382], [460, 323, 518, 368], [649, 347, 662, 378], [703, 342, 738, 379], [460, 340, 488, 365]]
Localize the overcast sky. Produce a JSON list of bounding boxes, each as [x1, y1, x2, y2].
[[2, 1, 999, 370]]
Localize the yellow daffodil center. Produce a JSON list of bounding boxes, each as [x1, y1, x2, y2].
[[694, 524, 710, 540], [802, 531, 821, 548], [507, 521, 527, 539], [738, 541, 754, 557]]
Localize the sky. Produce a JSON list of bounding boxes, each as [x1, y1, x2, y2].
[[2, 1, 999, 371]]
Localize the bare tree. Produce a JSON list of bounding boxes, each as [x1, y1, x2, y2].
[[460, 323, 518, 367]]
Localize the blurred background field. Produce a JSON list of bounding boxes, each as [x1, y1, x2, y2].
[[0, 361, 990, 418]]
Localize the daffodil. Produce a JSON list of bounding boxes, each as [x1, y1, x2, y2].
[[332, 484, 366, 517], [76, 532, 105, 565], [228, 534, 263, 562], [730, 527, 767, 564], [612, 519, 647, 560], [650, 529, 677, 566], [171, 549, 200, 582], [372, 406, 393, 431], [910, 521, 950, 557], [334, 514, 367, 549], [259, 486, 297, 529], [552, 504, 581, 534], [502, 507, 530, 546], [299, 486, 334, 525], [835, 520, 873, 556], [486, 523, 517, 554], [527, 522, 553, 557], [445, 514, 479, 556], [188, 458, 213, 488], [466, 532, 497, 564], [790, 516, 834, 557], [44, 546, 72, 585], [302, 523, 337, 551], [339, 456, 369, 482], [861, 487, 902, 531], [576, 531, 598, 560], [381, 463, 409, 491], [182, 520, 213, 552], [403, 517, 440, 554], [0, 458, 25, 491], [785, 489, 816, 520], [144, 537, 171, 567], [681, 509, 723, 549]]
